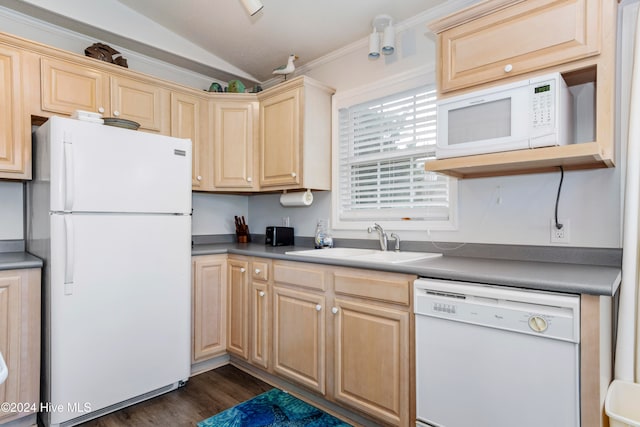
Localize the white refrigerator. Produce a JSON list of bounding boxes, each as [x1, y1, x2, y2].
[[26, 116, 192, 427]]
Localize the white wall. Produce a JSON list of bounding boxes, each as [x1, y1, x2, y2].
[[192, 193, 249, 236], [0, 1, 624, 248], [0, 182, 23, 240], [251, 3, 623, 248]]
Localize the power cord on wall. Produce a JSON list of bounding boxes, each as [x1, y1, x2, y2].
[[555, 166, 564, 230]]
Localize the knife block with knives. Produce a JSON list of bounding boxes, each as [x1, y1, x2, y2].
[[234, 216, 250, 243]]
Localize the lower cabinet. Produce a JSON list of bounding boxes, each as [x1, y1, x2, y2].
[[271, 261, 415, 426], [192, 255, 227, 362], [227, 256, 249, 360], [191, 255, 414, 426], [272, 285, 327, 394], [332, 297, 410, 426], [0, 268, 41, 425], [250, 259, 270, 369]]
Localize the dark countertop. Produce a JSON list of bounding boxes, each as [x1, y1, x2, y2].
[[0, 252, 44, 271], [192, 243, 621, 296]]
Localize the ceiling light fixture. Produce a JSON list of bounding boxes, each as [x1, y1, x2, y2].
[[368, 27, 380, 59], [369, 14, 395, 59], [241, 0, 263, 16]]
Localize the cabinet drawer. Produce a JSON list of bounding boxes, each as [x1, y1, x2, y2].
[[252, 260, 269, 281], [333, 270, 414, 306], [434, 0, 601, 93], [273, 262, 326, 291]]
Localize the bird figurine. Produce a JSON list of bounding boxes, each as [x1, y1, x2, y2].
[[273, 54, 298, 80]]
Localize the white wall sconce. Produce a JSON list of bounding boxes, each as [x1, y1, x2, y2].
[[241, 0, 263, 16], [368, 14, 395, 59]]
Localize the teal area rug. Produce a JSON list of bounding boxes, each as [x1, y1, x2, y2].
[[197, 388, 352, 427]]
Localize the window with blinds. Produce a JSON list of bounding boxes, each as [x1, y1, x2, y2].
[[336, 84, 455, 227]]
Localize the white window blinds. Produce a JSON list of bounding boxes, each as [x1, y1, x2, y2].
[[337, 85, 453, 224]]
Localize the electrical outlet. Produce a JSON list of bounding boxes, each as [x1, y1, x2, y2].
[[550, 219, 570, 244]]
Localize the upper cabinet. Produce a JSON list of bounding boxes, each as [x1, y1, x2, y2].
[[211, 95, 259, 191], [435, 0, 601, 93], [258, 76, 335, 191], [110, 75, 169, 134], [0, 32, 336, 190], [40, 57, 169, 134], [171, 91, 211, 190], [426, 0, 617, 178], [0, 44, 30, 179]]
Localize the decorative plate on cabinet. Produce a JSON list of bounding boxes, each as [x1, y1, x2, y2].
[[103, 118, 140, 130]]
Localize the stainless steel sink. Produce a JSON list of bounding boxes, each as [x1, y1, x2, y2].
[[285, 248, 441, 264]]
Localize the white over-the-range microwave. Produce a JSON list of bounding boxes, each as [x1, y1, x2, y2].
[[436, 72, 573, 159]]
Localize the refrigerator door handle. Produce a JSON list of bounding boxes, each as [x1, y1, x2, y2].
[[63, 135, 74, 211], [64, 215, 75, 294]]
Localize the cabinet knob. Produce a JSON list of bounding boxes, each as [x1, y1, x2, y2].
[[240, 268, 246, 273], [196, 175, 202, 181], [259, 291, 265, 297], [291, 172, 297, 178], [247, 177, 253, 182], [331, 307, 339, 314], [98, 107, 105, 114], [255, 268, 261, 274], [113, 110, 120, 117], [504, 64, 513, 73], [315, 304, 322, 312]]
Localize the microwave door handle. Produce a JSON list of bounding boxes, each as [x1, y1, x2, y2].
[[468, 99, 486, 105]]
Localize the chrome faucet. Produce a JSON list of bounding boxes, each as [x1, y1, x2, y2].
[[367, 223, 388, 251], [390, 233, 400, 252]]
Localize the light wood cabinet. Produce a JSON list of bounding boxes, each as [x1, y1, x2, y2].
[[171, 91, 211, 190], [227, 257, 249, 360], [40, 57, 169, 134], [250, 259, 271, 369], [110, 75, 170, 134], [0, 44, 30, 179], [269, 261, 414, 425], [272, 284, 327, 394], [331, 269, 414, 426], [212, 97, 258, 191], [433, 0, 601, 93], [40, 56, 109, 116], [426, 0, 617, 178], [192, 256, 227, 362], [250, 279, 270, 369], [258, 76, 335, 191], [0, 268, 41, 425]]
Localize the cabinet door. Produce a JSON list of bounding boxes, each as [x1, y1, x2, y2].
[[192, 256, 227, 362], [40, 57, 109, 115], [227, 258, 249, 359], [213, 100, 258, 190], [0, 45, 28, 178], [171, 92, 211, 190], [332, 298, 409, 426], [0, 269, 40, 424], [437, 0, 601, 92], [110, 75, 169, 134], [250, 280, 270, 369], [259, 88, 301, 188], [272, 285, 325, 394]]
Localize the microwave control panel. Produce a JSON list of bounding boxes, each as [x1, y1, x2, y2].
[[531, 81, 554, 128]]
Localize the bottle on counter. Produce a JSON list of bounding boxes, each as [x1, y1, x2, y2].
[[314, 219, 333, 249]]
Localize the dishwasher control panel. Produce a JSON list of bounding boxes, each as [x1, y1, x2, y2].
[[414, 279, 580, 343]]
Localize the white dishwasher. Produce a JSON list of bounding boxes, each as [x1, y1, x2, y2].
[[414, 278, 580, 427]]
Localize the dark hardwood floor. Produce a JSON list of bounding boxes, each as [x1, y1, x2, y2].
[[78, 365, 273, 426]]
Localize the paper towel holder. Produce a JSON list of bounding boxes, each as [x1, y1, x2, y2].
[[279, 189, 313, 207]]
